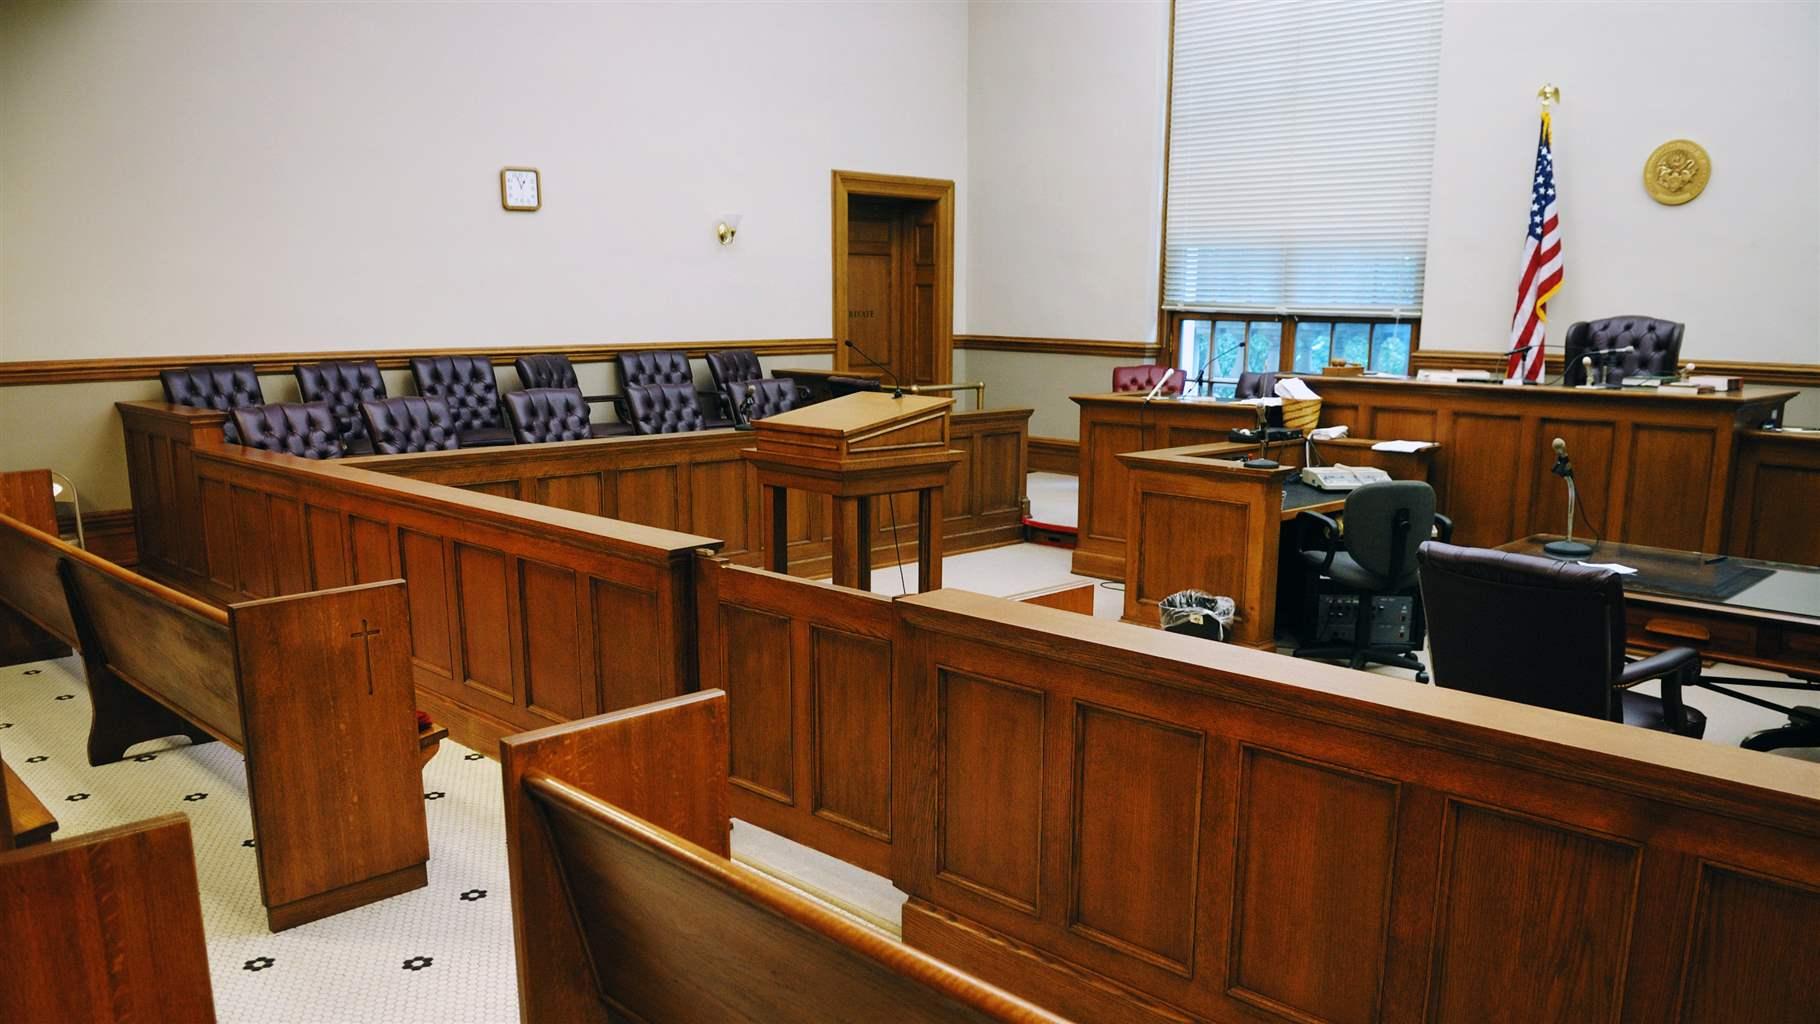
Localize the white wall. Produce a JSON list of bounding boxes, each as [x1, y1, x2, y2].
[[0, 1, 968, 361], [965, 0, 1169, 343], [1423, 0, 1820, 364]]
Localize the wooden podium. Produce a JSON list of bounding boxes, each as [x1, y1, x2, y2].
[[742, 392, 962, 592]]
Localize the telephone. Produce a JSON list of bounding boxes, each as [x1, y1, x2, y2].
[[1300, 465, 1392, 491]]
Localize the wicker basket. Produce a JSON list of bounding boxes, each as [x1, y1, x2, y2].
[[1280, 397, 1322, 434]]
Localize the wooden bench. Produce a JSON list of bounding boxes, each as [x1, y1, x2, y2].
[[500, 691, 1071, 1023], [2, 753, 59, 849], [0, 511, 435, 930], [0, 814, 215, 1023]]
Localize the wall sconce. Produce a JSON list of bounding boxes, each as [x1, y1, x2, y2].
[[715, 213, 742, 246]]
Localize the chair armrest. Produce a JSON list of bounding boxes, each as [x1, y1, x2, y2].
[[1433, 513, 1454, 543], [580, 392, 615, 405], [1618, 646, 1701, 688], [1296, 510, 1342, 573]]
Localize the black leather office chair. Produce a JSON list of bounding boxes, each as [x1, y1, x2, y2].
[[294, 359, 386, 454], [617, 350, 730, 428], [1234, 371, 1280, 400], [1294, 480, 1451, 679], [1417, 542, 1706, 737], [625, 382, 706, 435], [504, 388, 595, 445], [513, 354, 632, 437], [359, 396, 462, 454], [231, 402, 348, 460], [707, 348, 810, 415], [728, 377, 803, 426], [160, 364, 266, 445], [409, 356, 514, 447], [1561, 316, 1684, 386]]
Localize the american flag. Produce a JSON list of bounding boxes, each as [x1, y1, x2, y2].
[[1506, 112, 1563, 382]]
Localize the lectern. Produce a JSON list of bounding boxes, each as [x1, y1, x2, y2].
[[742, 392, 961, 592]]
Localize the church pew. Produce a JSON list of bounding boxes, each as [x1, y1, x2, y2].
[[891, 590, 1820, 1024], [0, 512, 433, 930], [2, 752, 59, 849], [0, 468, 72, 665], [0, 814, 215, 1023], [499, 690, 1071, 1024]]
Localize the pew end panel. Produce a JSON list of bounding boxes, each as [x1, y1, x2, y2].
[[891, 589, 1820, 1024], [500, 690, 731, 1024], [0, 814, 216, 1024], [230, 578, 431, 930], [0, 509, 80, 667]]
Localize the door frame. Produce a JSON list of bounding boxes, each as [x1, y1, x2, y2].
[[830, 170, 954, 383]]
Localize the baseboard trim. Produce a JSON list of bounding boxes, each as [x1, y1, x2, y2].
[[0, 338, 837, 387], [1028, 436, 1080, 476]]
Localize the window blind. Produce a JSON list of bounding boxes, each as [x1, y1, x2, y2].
[[1164, 0, 1443, 316]]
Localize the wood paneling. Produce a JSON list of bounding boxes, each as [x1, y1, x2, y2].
[[693, 554, 899, 875], [890, 589, 1820, 1024], [1301, 377, 1792, 551], [173, 444, 713, 753], [4, 337, 835, 386], [1027, 436, 1080, 477], [1728, 430, 1820, 563]]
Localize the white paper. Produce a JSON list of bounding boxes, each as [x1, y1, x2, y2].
[[1370, 439, 1432, 453], [1273, 377, 1321, 400], [1308, 425, 1350, 440], [1580, 562, 1638, 575]]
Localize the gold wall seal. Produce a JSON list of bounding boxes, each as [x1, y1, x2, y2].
[[1644, 139, 1710, 205]]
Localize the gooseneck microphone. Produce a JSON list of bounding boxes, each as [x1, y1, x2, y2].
[[1142, 367, 1177, 403], [842, 340, 904, 398], [1542, 436, 1593, 558], [733, 382, 758, 431]]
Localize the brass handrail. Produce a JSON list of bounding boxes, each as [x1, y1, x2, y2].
[[904, 381, 986, 411]]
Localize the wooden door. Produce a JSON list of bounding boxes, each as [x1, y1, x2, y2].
[[845, 198, 900, 383], [905, 203, 939, 386]]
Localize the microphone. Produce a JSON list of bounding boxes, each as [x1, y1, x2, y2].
[[1503, 343, 1537, 357], [1142, 367, 1177, 403], [1187, 338, 1247, 395], [1550, 436, 1572, 478], [1543, 436, 1593, 558], [733, 382, 758, 431], [842, 340, 904, 398]]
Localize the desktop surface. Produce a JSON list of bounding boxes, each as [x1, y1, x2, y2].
[[1503, 535, 1820, 623]]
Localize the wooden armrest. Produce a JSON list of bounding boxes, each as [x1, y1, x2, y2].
[[5, 758, 59, 848], [1642, 617, 1711, 643]]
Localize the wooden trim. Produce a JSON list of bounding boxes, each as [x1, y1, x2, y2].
[[1411, 348, 1820, 388], [830, 170, 955, 384], [56, 508, 138, 566], [0, 337, 836, 387], [1028, 436, 1080, 476], [956, 335, 1162, 360]]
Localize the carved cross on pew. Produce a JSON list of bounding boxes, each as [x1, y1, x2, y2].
[[350, 618, 382, 696]]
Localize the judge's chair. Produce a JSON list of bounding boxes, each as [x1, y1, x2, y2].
[[409, 355, 514, 447], [617, 349, 730, 428], [1234, 371, 1280, 400], [1417, 542, 1707, 738], [160, 364, 266, 445], [1111, 364, 1181, 395], [513, 354, 631, 437], [231, 402, 348, 460], [504, 388, 595, 445], [1293, 480, 1450, 680], [294, 359, 386, 454], [359, 396, 462, 454], [1561, 316, 1684, 386], [625, 382, 706, 435]]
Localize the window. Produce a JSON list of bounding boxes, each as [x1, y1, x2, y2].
[[1163, 0, 1443, 319], [1172, 313, 1417, 396]]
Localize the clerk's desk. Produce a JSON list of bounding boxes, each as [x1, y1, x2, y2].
[[1073, 379, 1793, 578], [1117, 437, 1439, 647]]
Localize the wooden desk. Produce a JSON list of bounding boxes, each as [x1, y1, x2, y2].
[[1728, 429, 1820, 565], [1071, 393, 1262, 577], [1117, 439, 1439, 645], [1500, 534, 1820, 682], [1306, 376, 1792, 551]]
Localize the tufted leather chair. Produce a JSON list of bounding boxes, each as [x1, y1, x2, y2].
[[1234, 371, 1280, 400], [729, 377, 803, 425], [408, 356, 513, 447], [1417, 542, 1706, 737], [1111, 365, 1182, 396], [504, 388, 596, 444], [618, 349, 731, 428], [359, 396, 463, 454], [1562, 316, 1684, 386], [513, 354, 632, 437], [294, 359, 386, 454], [705, 348, 765, 394], [160, 364, 266, 444], [231, 402, 348, 460], [625, 383, 706, 435]]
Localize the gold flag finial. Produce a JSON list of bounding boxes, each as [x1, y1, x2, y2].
[[1537, 83, 1561, 107]]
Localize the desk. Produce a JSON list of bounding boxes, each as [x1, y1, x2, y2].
[[1500, 535, 1820, 682], [1728, 429, 1820, 565], [1306, 376, 1792, 552], [1118, 438, 1439, 646]]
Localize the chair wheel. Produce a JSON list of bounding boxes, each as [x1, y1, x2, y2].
[[1416, 670, 1430, 683]]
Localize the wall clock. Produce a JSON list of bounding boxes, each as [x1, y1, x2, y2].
[[500, 168, 540, 211]]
